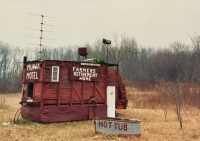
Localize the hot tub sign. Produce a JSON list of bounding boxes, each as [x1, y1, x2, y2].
[[98, 120, 128, 131], [95, 118, 141, 135], [25, 63, 40, 81], [70, 66, 99, 81]]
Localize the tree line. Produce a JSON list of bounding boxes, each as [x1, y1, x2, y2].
[[0, 35, 200, 93]]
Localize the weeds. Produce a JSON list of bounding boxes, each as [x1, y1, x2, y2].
[[191, 133, 199, 139], [0, 87, 199, 141], [127, 83, 200, 110], [0, 96, 9, 109], [0, 96, 5, 106], [18, 118, 34, 125]]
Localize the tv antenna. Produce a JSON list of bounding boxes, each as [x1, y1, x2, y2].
[[28, 13, 55, 59]]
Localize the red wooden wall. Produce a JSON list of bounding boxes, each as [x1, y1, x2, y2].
[[20, 60, 127, 122]]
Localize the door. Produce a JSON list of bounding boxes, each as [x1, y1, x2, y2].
[[107, 86, 115, 117], [28, 83, 34, 98]]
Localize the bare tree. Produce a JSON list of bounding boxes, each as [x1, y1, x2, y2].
[[119, 36, 139, 81], [155, 42, 190, 129], [0, 41, 25, 93], [190, 34, 200, 81]]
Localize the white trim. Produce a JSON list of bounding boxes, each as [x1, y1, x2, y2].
[[81, 63, 100, 66], [51, 66, 59, 82], [27, 99, 33, 102]]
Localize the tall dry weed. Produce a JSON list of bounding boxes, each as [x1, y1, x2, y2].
[[127, 83, 200, 110], [0, 92, 199, 140], [0, 96, 8, 109]]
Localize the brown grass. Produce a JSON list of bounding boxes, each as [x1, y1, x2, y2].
[[0, 88, 200, 141]]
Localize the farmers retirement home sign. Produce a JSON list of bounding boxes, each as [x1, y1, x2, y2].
[[70, 66, 100, 81], [25, 62, 40, 81]]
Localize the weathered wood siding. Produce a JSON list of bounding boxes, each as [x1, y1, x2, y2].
[[21, 60, 127, 122]]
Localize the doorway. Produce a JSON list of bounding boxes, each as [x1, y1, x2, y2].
[[28, 83, 33, 98]]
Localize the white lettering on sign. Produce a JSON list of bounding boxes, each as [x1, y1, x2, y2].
[[26, 63, 40, 80], [26, 72, 39, 80], [27, 63, 40, 71], [71, 66, 98, 81]]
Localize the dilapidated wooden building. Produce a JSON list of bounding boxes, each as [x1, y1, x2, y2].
[[19, 51, 128, 123]]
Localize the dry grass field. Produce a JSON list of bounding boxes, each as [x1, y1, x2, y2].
[[0, 88, 200, 141]]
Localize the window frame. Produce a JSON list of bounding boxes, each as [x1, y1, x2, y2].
[[51, 66, 59, 82]]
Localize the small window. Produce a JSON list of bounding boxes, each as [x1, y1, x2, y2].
[[52, 66, 59, 82]]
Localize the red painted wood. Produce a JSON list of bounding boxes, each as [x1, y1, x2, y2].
[[21, 106, 41, 122], [20, 60, 128, 123], [21, 105, 106, 123]]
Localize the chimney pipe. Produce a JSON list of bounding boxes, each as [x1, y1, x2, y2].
[[23, 56, 27, 63]]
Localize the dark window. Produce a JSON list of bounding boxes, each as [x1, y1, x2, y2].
[[28, 83, 33, 98]]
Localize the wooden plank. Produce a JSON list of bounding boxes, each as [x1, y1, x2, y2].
[[95, 86, 106, 101], [43, 89, 58, 93], [43, 93, 57, 98], [34, 83, 42, 98], [73, 86, 82, 102], [89, 105, 107, 119], [70, 80, 73, 106], [41, 106, 89, 122], [58, 61, 61, 107]]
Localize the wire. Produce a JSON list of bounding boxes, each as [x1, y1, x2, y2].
[[29, 13, 55, 18], [27, 36, 54, 40], [43, 24, 55, 26], [28, 28, 40, 31], [28, 29, 54, 32]]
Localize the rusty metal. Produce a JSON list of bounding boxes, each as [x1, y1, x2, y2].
[[94, 117, 141, 135], [102, 39, 111, 45], [78, 48, 88, 56], [13, 106, 26, 124], [23, 56, 27, 63]]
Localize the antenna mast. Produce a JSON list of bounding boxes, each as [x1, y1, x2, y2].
[[39, 15, 44, 56], [28, 13, 54, 60]]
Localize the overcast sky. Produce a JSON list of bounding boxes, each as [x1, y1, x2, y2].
[[1, 0, 200, 50]]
